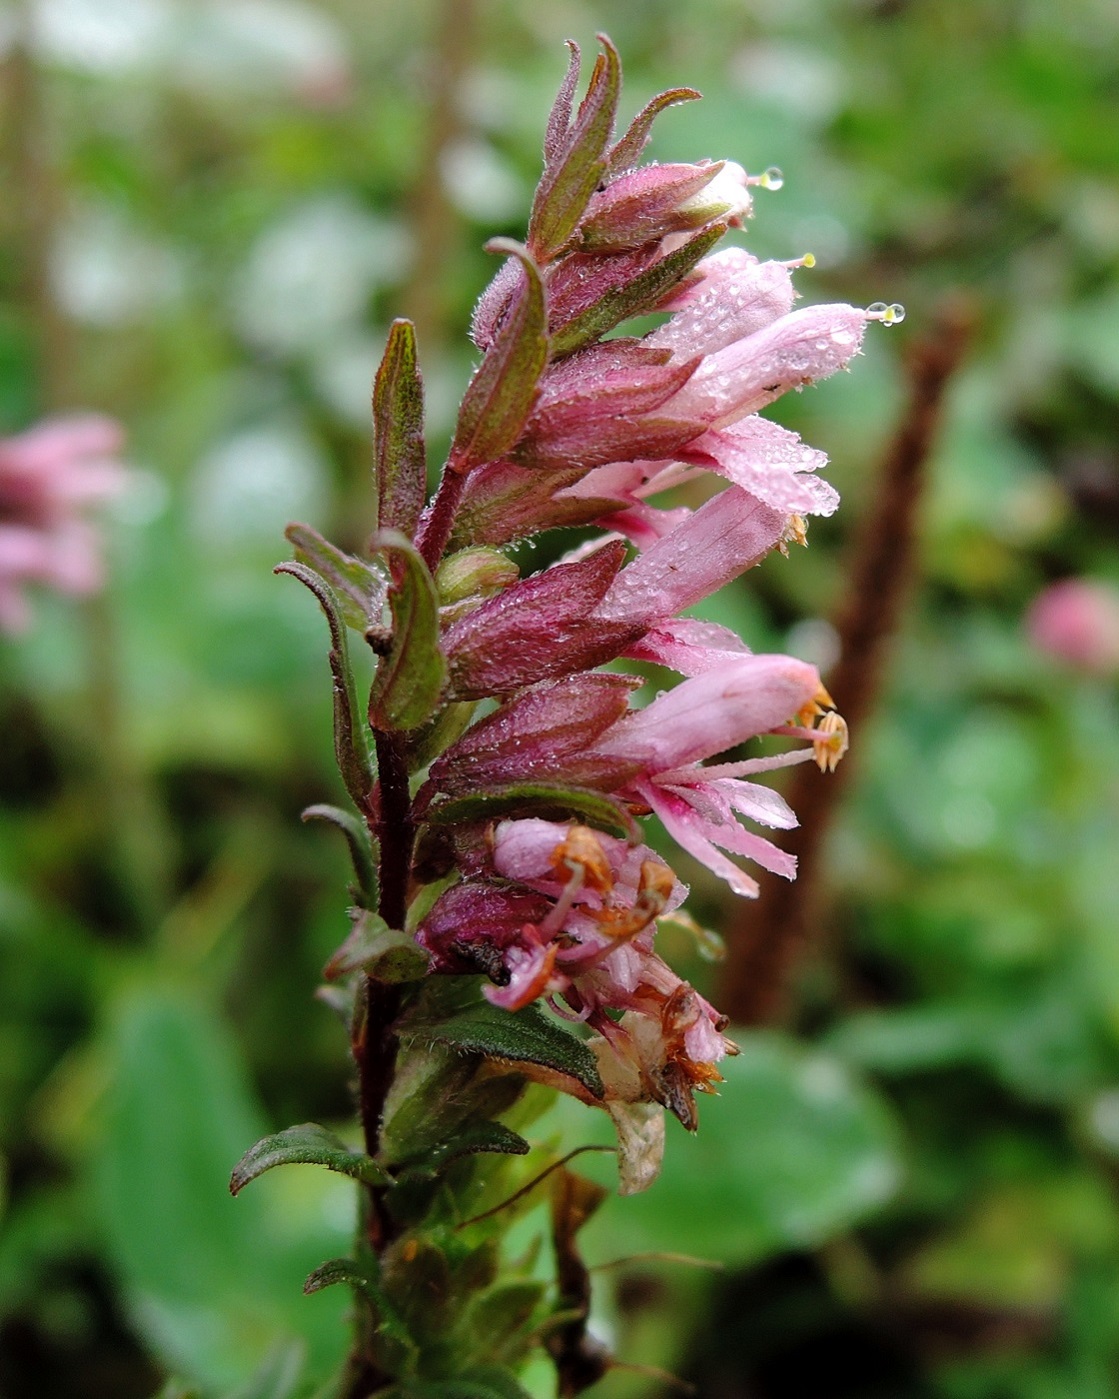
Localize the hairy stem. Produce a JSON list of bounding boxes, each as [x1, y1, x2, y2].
[[353, 731, 415, 1258]]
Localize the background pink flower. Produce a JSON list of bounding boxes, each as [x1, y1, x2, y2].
[[0, 415, 128, 631]]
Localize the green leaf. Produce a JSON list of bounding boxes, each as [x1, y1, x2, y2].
[[373, 319, 427, 539], [275, 562, 374, 810], [285, 523, 388, 633], [527, 37, 621, 260], [405, 700, 478, 773], [424, 784, 635, 841], [301, 804, 376, 906], [448, 242, 548, 475], [324, 909, 430, 984], [396, 1121, 530, 1183], [550, 223, 726, 359], [302, 1255, 379, 1299], [304, 1258, 418, 1377], [464, 1283, 547, 1368], [224, 1342, 306, 1399], [368, 531, 446, 733], [230, 1124, 392, 1195], [402, 1001, 604, 1103]]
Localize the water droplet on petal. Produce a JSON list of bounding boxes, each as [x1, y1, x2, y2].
[[866, 300, 905, 326], [761, 165, 784, 191]]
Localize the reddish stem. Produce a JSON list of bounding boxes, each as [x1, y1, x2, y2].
[[414, 462, 468, 571]]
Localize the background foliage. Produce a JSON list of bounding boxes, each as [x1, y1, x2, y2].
[[1, 0, 1117, 1395]]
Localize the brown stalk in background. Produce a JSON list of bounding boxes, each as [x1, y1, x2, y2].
[[720, 298, 977, 1025]]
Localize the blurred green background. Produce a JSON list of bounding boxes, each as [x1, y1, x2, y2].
[[2, 0, 1118, 1395]]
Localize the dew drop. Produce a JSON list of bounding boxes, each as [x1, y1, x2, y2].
[[760, 165, 784, 191], [866, 301, 906, 327]]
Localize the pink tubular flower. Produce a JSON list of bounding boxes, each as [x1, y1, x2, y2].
[[0, 415, 127, 631], [592, 485, 788, 631], [592, 654, 841, 896], [661, 302, 868, 429], [647, 247, 797, 356]]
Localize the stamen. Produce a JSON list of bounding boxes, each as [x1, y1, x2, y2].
[[812, 711, 849, 772], [783, 252, 816, 269], [746, 165, 784, 191], [778, 514, 809, 555], [865, 301, 906, 326], [551, 824, 613, 894], [594, 859, 676, 941]]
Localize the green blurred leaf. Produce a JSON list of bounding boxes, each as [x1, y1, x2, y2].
[[389, 1370, 533, 1399], [91, 989, 349, 1392]]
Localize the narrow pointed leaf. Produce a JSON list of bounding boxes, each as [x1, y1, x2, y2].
[[302, 803, 377, 905], [275, 562, 374, 809], [425, 784, 636, 840], [402, 1000, 604, 1101], [543, 42, 581, 161], [373, 319, 427, 538], [229, 1122, 392, 1195], [449, 242, 548, 475], [368, 530, 446, 733], [324, 908, 429, 983], [607, 86, 702, 175], [527, 36, 622, 260], [397, 1121, 531, 1182], [305, 1258, 419, 1374], [286, 522, 388, 632], [549, 223, 724, 357]]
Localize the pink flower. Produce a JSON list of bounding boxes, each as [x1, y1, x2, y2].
[[648, 247, 796, 356], [593, 654, 841, 896], [0, 415, 127, 631], [1026, 578, 1119, 674], [662, 302, 868, 429], [417, 818, 736, 1130], [592, 485, 788, 632]]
